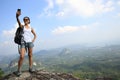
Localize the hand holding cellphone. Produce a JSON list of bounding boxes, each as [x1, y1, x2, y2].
[[17, 9, 21, 16]]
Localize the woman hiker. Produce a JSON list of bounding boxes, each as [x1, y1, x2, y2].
[[15, 9, 37, 76]]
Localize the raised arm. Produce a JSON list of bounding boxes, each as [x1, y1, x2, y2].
[[16, 10, 23, 28]]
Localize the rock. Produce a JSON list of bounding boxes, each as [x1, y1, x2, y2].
[[2, 70, 80, 80]]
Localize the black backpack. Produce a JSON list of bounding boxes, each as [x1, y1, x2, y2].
[[14, 27, 24, 45]]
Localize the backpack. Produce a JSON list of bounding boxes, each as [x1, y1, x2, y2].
[[14, 27, 24, 45]]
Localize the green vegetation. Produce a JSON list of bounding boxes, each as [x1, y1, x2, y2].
[[35, 45, 120, 80], [1, 45, 120, 80], [0, 68, 4, 78]]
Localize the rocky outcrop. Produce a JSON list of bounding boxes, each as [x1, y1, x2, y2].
[[2, 70, 80, 80]]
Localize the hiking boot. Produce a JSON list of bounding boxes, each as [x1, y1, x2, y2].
[[29, 68, 35, 73], [14, 71, 22, 77]]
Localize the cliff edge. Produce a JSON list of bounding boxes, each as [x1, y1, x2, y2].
[[2, 70, 80, 80]]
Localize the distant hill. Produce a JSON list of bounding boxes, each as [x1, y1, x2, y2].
[[1, 44, 120, 79]]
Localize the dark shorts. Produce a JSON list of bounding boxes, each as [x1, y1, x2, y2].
[[20, 42, 34, 48]]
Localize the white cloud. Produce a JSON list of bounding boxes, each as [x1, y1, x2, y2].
[[43, 0, 114, 17], [114, 12, 120, 18], [56, 11, 65, 17], [117, 13, 120, 17], [3, 41, 9, 45], [52, 25, 88, 35], [0, 40, 17, 55], [52, 22, 99, 35], [39, 0, 54, 17], [55, 0, 64, 5], [2, 23, 18, 37], [46, 0, 54, 9], [117, 1, 120, 5], [52, 26, 80, 34], [91, 22, 100, 27]]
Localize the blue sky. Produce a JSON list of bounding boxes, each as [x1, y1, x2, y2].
[[0, 0, 120, 55]]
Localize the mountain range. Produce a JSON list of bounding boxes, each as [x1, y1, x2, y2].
[[0, 44, 120, 79]]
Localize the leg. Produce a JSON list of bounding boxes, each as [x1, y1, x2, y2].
[[18, 48, 26, 71], [28, 47, 33, 69], [28, 42, 34, 73]]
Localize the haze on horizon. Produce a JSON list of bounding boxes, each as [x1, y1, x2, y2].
[[0, 0, 120, 55]]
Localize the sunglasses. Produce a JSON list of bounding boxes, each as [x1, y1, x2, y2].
[[24, 18, 29, 20]]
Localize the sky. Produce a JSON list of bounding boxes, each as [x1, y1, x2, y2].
[[0, 0, 120, 55]]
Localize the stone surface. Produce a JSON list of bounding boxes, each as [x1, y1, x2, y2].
[[2, 70, 80, 80]]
